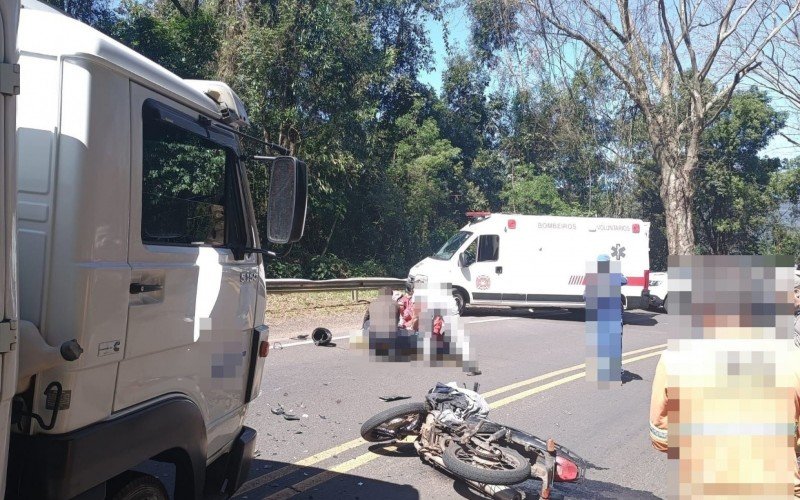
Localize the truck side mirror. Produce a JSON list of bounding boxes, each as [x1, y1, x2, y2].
[[267, 156, 308, 244], [458, 252, 467, 268]]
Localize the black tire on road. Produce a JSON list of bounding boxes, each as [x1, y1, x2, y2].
[[360, 402, 428, 442], [453, 289, 466, 315], [108, 471, 168, 500], [663, 294, 668, 314], [443, 440, 531, 485]]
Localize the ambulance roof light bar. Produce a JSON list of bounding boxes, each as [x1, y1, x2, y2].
[[466, 211, 491, 223]]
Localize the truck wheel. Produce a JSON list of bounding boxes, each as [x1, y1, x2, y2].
[[452, 289, 466, 315], [108, 471, 168, 500]]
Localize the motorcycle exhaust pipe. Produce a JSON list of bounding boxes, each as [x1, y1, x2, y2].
[[417, 448, 524, 500], [463, 480, 524, 500]]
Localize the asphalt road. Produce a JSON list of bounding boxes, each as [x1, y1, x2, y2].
[[235, 307, 671, 500]]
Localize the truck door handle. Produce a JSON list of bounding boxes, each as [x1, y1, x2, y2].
[[495, 266, 503, 274], [130, 283, 163, 294]]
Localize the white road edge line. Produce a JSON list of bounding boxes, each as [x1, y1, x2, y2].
[[467, 317, 517, 324]]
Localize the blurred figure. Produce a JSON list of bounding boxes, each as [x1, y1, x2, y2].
[[648, 255, 799, 499], [584, 255, 626, 386]]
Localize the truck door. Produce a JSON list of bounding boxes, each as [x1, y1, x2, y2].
[[116, 84, 259, 445], [461, 234, 504, 302], [0, 0, 19, 492]]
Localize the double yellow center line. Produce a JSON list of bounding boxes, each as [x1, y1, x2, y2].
[[236, 343, 666, 498]]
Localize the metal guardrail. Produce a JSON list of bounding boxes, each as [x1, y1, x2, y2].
[[264, 277, 407, 294]]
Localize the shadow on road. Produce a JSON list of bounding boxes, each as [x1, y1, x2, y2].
[[233, 457, 420, 499], [544, 477, 662, 499], [450, 474, 661, 500], [368, 441, 418, 457]]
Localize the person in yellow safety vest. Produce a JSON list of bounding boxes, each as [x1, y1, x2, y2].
[[649, 257, 800, 498]]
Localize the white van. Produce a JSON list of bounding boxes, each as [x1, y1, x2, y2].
[[2, 1, 307, 498], [409, 213, 651, 314]]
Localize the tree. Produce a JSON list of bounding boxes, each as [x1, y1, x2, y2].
[[511, 0, 800, 254], [499, 165, 584, 215], [44, 0, 116, 29], [752, 15, 800, 147], [386, 102, 485, 268], [693, 88, 786, 254]]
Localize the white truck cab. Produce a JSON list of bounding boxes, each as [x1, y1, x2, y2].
[[1, 1, 308, 498], [410, 213, 651, 314]]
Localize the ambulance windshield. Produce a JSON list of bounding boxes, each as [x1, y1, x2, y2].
[[432, 231, 473, 260]]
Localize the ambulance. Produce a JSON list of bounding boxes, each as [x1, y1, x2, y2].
[[409, 213, 651, 314]]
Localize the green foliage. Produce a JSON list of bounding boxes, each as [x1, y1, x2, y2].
[[266, 259, 303, 279], [694, 89, 789, 255], [350, 259, 388, 277], [308, 253, 351, 280], [111, 2, 220, 78], [500, 166, 588, 216], [64, 0, 800, 277]]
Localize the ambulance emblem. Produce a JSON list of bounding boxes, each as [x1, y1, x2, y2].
[[476, 275, 491, 290], [611, 243, 626, 260]]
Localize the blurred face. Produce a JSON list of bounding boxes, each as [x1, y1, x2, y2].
[[794, 287, 800, 309]]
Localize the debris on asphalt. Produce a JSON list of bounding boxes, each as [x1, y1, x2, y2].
[[270, 405, 285, 416], [295, 431, 303, 434], [379, 395, 411, 402], [312, 327, 333, 346], [291, 334, 309, 340], [283, 414, 301, 421], [273, 342, 283, 350], [319, 415, 327, 419], [302, 414, 309, 418]]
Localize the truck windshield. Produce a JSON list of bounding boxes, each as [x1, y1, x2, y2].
[[432, 231, 473, 260]]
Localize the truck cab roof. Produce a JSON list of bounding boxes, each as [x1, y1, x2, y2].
[[20, 0, 231, 120]]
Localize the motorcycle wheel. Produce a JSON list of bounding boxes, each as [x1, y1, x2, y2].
[[443, 440, 531, 485], [360, 402, 428, 442]]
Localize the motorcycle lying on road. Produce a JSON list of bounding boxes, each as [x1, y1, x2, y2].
[[360, 383, 584, 499]]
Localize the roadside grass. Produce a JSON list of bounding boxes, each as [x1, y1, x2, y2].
[[267, 290, 379, 321]]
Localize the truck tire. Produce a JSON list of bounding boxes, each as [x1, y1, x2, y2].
[[360, 402, 428, 442], [108, 471, 168, 500]]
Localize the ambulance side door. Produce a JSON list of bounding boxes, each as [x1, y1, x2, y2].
[[460, 234, 504, 302]]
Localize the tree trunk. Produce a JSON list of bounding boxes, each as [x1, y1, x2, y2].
[[653, 133, 698, 255], [661, 169, 695, 254]]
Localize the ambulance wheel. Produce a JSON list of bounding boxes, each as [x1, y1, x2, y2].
[[107, 471, 168, 500], [452, 289, 466, 315], [662, 294, 668, 314]]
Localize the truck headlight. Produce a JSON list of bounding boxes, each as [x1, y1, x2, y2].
[[413, 274, 428, 284]]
